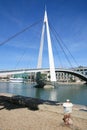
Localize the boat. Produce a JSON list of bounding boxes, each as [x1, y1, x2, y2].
[[9, 77, 24, 83]]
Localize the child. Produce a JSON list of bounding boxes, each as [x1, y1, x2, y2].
[[63, 99, 73, 125]]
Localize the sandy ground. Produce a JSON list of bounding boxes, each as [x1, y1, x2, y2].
[[0, 94, 87, 130]]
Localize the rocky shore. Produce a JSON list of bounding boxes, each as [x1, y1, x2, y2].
[[0, 93, 87, 130]]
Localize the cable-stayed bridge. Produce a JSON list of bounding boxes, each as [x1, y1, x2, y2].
[[0, 9, 87, 83]]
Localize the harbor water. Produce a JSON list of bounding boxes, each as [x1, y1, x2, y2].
[[0, 82, 87, 105]]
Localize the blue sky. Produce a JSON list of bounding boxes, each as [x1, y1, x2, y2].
[[0, 0, 87, 70]]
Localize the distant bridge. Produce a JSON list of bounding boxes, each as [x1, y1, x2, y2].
[[0, 68, 87, 82]]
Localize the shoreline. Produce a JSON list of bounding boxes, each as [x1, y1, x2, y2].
[[0, 79, 86, 84], [0, 93, 87, 130], [0, 93, 87, 115], [0, 92, 87, 108]]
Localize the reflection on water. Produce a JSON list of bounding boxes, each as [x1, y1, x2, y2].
[[0, 82, 87, 105]]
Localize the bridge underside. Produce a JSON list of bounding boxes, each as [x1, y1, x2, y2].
[[55, 70, 87, 82]]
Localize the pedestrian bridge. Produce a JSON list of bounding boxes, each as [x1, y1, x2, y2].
[[0, 9, 87, 83], [0, 68, 87, 82]]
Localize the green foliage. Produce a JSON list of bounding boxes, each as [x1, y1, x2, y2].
[[36, 72, 46, 87]]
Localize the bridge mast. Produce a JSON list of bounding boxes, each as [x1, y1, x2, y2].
[[37, 14, 45, 68], [37, 9, 56, 82]]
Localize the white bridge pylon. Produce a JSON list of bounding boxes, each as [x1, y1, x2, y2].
[[37, 9, 56, 82]]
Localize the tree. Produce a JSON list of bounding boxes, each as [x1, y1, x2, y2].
[[36, 72, 46, 88]]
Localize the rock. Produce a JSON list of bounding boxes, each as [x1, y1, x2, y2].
[[44, 85, 54, 89]]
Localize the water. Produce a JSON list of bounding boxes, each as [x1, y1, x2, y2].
[[0, 82, 87, 105]]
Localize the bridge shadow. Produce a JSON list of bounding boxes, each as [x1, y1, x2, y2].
[[0, 94, 59, 111]]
